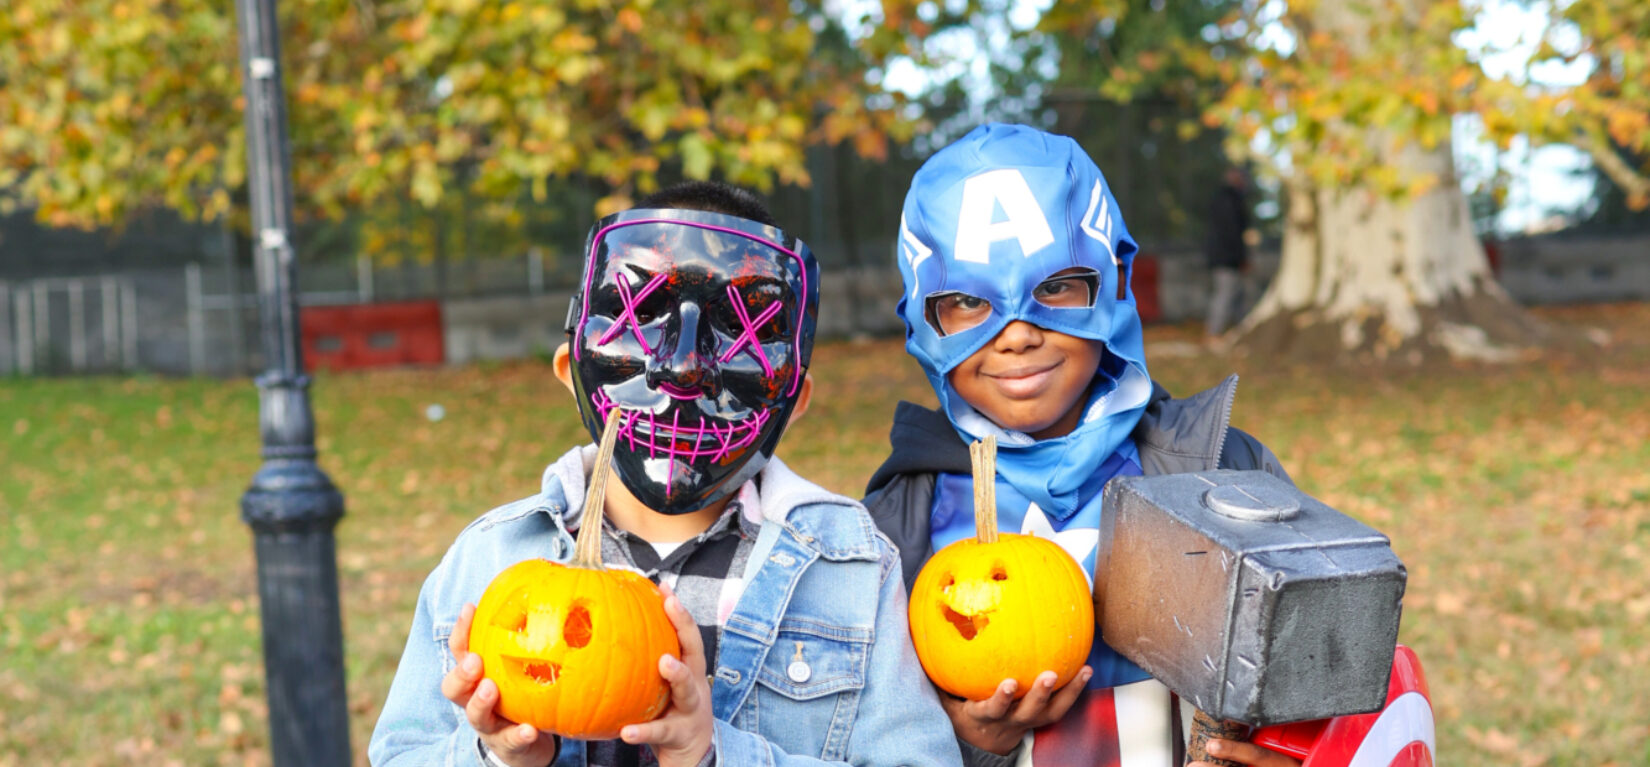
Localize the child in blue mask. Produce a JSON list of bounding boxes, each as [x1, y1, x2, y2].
[[863, 124, 1299, 767]]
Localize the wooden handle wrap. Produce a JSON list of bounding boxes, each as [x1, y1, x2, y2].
[[1186, 709, 1250, 767], [971, 436, 999, 544]]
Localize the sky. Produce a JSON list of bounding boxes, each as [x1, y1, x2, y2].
[[1454, 1, 1596, 235]]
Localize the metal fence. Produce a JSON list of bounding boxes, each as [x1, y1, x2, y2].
[[3, 276, 138, 376], [2, 245, 897, 377]]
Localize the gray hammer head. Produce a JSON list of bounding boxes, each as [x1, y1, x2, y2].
[[1097, 470, 1405, 726]]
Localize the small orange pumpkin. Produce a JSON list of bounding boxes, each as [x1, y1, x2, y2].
[[908, 437, 1094, 701], [469, 412, 681, 739]]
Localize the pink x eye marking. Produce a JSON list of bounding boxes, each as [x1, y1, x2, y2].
[[594, 271, 668, 352], [719, 284, 784, 377]]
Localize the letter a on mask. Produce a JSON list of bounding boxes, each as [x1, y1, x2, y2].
[[951, 169, 1055, 264]]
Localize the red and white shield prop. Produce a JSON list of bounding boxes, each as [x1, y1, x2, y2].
[[1250, 645, 1435, 767]]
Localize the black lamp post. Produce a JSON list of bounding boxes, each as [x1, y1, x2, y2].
[[233, 0, 352, 765]]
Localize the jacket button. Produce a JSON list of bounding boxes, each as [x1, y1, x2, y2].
[[787, 661, 812, 683]]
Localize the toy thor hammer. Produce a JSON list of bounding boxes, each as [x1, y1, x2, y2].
[[1096, 470, 1407, 766]]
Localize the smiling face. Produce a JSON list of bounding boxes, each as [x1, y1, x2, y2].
[[937, 269, 1106, 439], [568, 209, 816, 515], [945, 319, 1106, 439]]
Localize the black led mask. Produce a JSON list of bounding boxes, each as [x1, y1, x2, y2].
[[566, 208, 820, 515]]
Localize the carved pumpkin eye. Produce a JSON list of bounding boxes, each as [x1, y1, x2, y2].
[[562, 602, 593, 648]]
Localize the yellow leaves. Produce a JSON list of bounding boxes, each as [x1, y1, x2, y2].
[[5, 0, 911, 225], [594, 193, 633, 218], [1604, 104, 1649, 146], [551, 28, 597, 54], [411, 159, 442, 208], [396, 14, 430, 43], [679, 133, 714, 180], [1448, 66, 1476, 92], [853, 130, 888, 162], [1409, 90, 1440, 117], [556, 54, 600, 85], [774, 114, 805, 141]]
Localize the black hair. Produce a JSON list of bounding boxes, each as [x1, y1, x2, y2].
[[635, 180, 777, 227]]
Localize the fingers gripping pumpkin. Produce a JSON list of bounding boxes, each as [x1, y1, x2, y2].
[[908, 437, 1095, 701], [469, 412, 681, 739]]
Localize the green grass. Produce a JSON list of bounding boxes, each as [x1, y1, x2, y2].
[[3, 303, 1649, 766]]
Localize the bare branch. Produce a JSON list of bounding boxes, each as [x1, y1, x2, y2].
[[1579, 126, 1650, 209]]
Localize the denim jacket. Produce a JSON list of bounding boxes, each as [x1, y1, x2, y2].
[[369, 446, 964, 767]]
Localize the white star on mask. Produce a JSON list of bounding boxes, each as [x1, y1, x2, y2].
[[1019, 501, 1099, 586]]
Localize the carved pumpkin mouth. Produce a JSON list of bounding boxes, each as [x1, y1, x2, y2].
[[938, 564, 1010, 640], [505, 658, 565, 686]]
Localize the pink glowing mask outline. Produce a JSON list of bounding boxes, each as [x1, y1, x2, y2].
[[590, 390, 773, 468], [592, 270, 668, 352], [574, 218, 809, 397], [719, 283, 785, 377]]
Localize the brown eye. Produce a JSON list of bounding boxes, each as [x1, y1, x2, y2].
[[1032, 270, 1098, 309], [925, 292, 993, 336]]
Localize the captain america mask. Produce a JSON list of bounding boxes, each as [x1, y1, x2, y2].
[[896, 123, 1145, 389], [896, 123, 1154, 518], [566, 208, 819, 515]]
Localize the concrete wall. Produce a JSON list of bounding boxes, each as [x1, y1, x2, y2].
[[1494, 234, 1650, 305], [442, 293, 572, 365], [1144, 234, 1648, 322]]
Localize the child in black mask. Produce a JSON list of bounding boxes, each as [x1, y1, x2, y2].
[[370, 182, 963, 767]]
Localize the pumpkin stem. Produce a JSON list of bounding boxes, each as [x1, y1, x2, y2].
[[971, 436, 999, 544], [573, 409, 624, 569]]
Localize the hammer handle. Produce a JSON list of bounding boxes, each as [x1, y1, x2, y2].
[[1186, 709, 1250, 767]]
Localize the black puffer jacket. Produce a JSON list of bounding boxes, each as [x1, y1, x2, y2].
[[862, 375, 1291, 589]]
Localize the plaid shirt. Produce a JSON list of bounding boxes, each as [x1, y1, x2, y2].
[[584, 481, 763, 767]]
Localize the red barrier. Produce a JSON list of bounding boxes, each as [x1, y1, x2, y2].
[[1131, 254, 1162, 323], [301, 300, 445, 371]]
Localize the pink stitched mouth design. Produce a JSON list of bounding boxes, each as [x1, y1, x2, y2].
[[591, 390, 771, 465]]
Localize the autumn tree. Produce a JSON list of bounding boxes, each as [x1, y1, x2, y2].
[[1195, 0, 1650, 363], [882, 0, 1650, 363], [0, 0, 915, 231]]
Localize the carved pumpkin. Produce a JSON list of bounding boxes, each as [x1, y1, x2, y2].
[[908, 437, 1095, 701], [469, 412, 681, 739]]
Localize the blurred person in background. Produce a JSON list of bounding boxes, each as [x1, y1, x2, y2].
[[1204, 166, 1255, 342]]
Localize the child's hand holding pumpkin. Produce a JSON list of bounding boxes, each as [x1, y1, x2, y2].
[[441, 602, 560, 767], [941, 666, 1092, 755], [618, 582, 714, 767]]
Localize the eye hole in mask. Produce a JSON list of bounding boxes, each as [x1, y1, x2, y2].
[[1033, 268, 1099, 310], [923, 268, 1099, 337]]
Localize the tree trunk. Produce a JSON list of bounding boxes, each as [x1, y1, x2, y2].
[[1233, 1, 1559, 365], [1236, 143, 1552, 364]]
